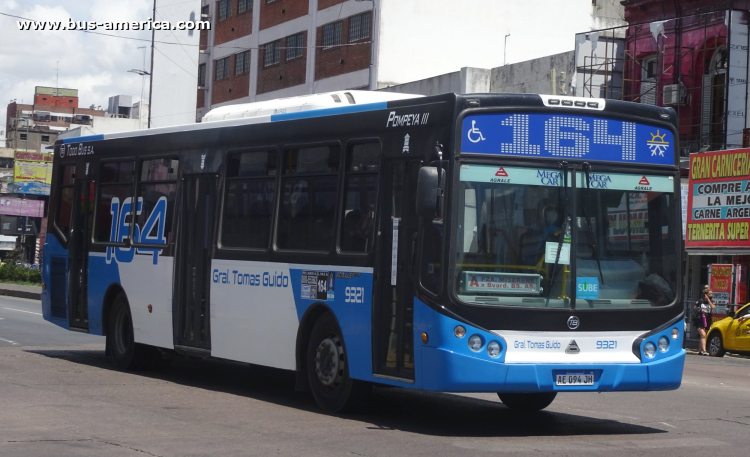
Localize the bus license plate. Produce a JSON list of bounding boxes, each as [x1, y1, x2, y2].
[[555, 371, 594, 386]]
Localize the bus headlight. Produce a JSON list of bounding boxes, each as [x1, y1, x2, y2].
[[468, 335, 483, 352], [658, 336, 669, 352], [644, 342, 656, 358], [671, 328, 679, 339], [454, 326, 466, 338], [487, 341, 501, 358]]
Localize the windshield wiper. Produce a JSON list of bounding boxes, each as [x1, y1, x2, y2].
[[582, 162, 605, 285]]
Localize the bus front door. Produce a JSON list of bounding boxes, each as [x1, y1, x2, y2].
[[173, 174, 216, 353], [68, 178, 93, 331], [374, 160, 420, 381]]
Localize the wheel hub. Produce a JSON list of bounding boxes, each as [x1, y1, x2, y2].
[[709, 336, 720, 354], [315, 336, 344, 387]]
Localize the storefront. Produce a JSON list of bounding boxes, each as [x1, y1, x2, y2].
[[685, 149, 750, 335]]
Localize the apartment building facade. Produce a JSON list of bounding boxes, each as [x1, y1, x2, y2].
[[196, 0, 615, 120]]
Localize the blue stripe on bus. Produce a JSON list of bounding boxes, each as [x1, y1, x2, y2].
[[270, 102, 389, 122], [62, 134, 105, 144]]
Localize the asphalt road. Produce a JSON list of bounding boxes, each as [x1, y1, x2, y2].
[[0, 296, 748, 457]]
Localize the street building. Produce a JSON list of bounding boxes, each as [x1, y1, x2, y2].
[[195, 0, 625, 121]]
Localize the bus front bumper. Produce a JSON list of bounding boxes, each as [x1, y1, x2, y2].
[[419, 346, 685, 393]]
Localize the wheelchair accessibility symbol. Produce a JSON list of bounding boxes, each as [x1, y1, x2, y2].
[[467, 120, 486, 143]]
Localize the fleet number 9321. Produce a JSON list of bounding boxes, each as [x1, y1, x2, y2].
[[345, 287, 365, 303], [596, 340, 618, 349]]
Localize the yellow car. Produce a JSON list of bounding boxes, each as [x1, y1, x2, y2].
[[707, 303, 750, 357]]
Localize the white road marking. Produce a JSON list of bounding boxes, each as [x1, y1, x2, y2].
[[658, 422, 677, 429], [0, 336, 19, 345], [1, 307, 42, 316]]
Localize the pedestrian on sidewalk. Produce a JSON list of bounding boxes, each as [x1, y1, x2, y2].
[[693, 285, 716, 355]]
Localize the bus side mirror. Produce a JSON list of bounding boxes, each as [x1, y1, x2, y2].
[[416, 166, 444, 219]]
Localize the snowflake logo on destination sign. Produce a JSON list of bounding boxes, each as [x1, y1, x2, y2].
[[647, 130, 669, 157]]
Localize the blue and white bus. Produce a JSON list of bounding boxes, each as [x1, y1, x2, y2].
[[43, 91, 684, 412]]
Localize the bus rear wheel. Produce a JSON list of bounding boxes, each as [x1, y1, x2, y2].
[[306, 312, 368, 413], [107, 292, 153, 370], [497, 392, 557, 412]]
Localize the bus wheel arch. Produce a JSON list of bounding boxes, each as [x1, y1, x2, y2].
[[299, 307, 369, 412], [295, 303, 334, 392], [105, 289, 153, 370], [101, 283, 126, 338]]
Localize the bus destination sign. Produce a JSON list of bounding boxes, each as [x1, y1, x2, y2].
[[463, 271, 542, 295], [461, 113, 674, 166]]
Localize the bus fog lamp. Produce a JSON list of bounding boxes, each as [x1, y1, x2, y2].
[[468, 335, 483, 352], [658, 336, 669, 352], [644, 342, 656, 358], [487, 341, 501, 358], [454, 326, 466, 338], [671, 328, 679, 339]]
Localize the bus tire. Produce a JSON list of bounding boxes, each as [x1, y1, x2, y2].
[[497, 392, 557, 412], [707, 332, 725, 357], [107, 292, 152, 370], [306, 312, 367, 413]]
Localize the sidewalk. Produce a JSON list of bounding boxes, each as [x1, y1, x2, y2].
[[0, 283, 42, 300]]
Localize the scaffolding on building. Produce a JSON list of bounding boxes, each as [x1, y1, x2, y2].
[[574, 11, 737, 157]]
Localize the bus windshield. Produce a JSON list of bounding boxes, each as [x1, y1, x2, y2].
[[454, 164, 677, 309]]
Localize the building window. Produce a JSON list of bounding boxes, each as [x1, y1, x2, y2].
[[218, 0, 232, 21], [215, 56, 230, 80], [322, 21, 342, 49], [348, 12, 370, 42], [198, 63, 207, 87], [238, 0, 251, 14], [19, 133, 27, 141], [286, 33, 304, 61], [235, 50, 250, 75], [41, 135, 50, 143], [640, 55, 657, 106], [264, 41, 280, 67]]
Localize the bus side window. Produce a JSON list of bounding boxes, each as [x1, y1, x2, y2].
[[55, 165, 76, 236], [136, 158, 179, 251], [277, 145, 340, 251], [221, 150, 276, 249], [95, 161, 135, 243], [340, 142, 380, 253]]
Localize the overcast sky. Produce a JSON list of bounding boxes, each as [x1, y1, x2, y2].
[[0, 0, 156, 131]]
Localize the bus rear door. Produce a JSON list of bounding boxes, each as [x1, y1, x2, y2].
[[173, 173, 217, 354], [68, 169, 93, 331]]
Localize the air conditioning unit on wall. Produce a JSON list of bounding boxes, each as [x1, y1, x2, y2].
[[663, 84, 685, 106]]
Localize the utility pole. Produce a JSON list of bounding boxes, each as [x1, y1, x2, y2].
[[504, 33, 511, 66], [138, 46, 147, 129], [147, 0, 156, 128]]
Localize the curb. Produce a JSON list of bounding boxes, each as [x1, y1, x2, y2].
[[0, 288, 42, 300]]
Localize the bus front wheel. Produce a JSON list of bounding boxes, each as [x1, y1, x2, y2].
[[497, 392, 557, 412], [107, 292, 153, 370], [306, 312, 368, 413]]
